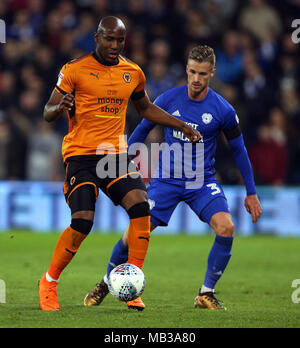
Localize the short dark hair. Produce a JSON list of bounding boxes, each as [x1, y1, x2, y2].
[[188, 45, 216, 69]]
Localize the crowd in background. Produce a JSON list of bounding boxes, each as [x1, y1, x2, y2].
[[0, 0, 300, 187]]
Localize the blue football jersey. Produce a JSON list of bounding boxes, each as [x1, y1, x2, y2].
[[152, 85, 239, 182]]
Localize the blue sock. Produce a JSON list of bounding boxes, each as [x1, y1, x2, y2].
[[203, 235, 233, 291], [106, 238, 128, 279]]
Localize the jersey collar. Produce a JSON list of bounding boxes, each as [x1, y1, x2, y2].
[[92, 51, 119, 66], [185, 85, 212, 103]]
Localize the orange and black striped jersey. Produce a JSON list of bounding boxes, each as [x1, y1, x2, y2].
[[55, 52, 146, 161]]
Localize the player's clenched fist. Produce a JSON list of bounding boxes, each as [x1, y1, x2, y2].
[[44, 90, 75, 122], [182, 124, 201, 143], [58, 94, 74, 112]]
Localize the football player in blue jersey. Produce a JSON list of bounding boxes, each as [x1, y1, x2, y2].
[[84, 45, 262, 310]]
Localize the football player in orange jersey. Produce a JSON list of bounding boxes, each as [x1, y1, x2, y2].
[[38, 16, 200, 311]]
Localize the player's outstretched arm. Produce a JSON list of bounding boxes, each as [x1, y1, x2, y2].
[[132, 94, 200, 143], [44, 89, 74, 123], [227, 134, 262, 223], [128, 118, 156, 147]]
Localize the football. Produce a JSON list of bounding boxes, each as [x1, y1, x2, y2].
[[108, 263, 145, 302]]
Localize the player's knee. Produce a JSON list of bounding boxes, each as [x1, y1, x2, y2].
[[127, 201, 150, 219], [215, 220, 235, 237], [72, 210, 94, 221], [68, 185, 97, 215], [121, 189, 148, 211], [71, 218, 94, 235]]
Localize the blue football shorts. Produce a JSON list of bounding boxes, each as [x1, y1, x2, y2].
[[147, 177, 230, 227]]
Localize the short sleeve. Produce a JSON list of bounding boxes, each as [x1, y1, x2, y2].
[[135, 67, 146, 93], [131, 67, 146, 100], [55, 63, 76, 95], [222, 107, 240, 131], [153, 93, 167, 110]]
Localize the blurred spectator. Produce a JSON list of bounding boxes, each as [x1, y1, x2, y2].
[[19, 64, 39, 90], [241, 55, 275, 138], [1, 40, 23, 70], [280, 88, 300, 122], [58, 0, 77, 30], [7, 0, 29, 11], [28, 0, 45, 33], [0, 0, 299, 186], [149, 38, 185, 81], [278, 54, 299, 93], [167, 0, 193, 63], [215, 30, 243, 84], [239, 30, 259, 52], [238, 0, 282, 41], [200, 0, 238, 36], [8, 9, 37, 41], [146, 0, 168, 21], [184, 9, 212, 42], [127, 29, 147, 69], [258, 30, 278, 73], [249, 123, 288, 185], [146, 59, 175, 101], [18, 89, 43, 122], [268, 107, 288, 146], [0, 113, 11, 179], [0, 0, 8, 18], [0, 71, 16, 109], [74, 12, 96, 52], [33, 45, 58, 87], [43, 9, 63, 50], [214, 133, 244, 186], [92, 0, 110, 18], [2, 107, 29, 180], [26, 120, 62, 181], [125, 0, 148, 28], [149, 38, 170, 63]]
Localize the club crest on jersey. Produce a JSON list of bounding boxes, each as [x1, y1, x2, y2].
[[202, 113, 213, 124], [123, 72, 131, 83], [70, 176, 76, 186]]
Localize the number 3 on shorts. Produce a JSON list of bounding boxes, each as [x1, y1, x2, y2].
[[206, 183, 221, 195]]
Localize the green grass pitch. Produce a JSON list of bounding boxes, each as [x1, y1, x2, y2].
[[0, 231, 299, 328]]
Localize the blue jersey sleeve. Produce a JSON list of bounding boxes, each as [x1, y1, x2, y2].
[[128, 92, 168, 148], [153, 93, 166, 109], [128, 118, 156, 148], [222, 107, 239, 131], [228, 135, 257, 195]]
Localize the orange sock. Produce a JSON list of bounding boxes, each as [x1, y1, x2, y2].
[[47, 226, 87, 280], [128, 216, 150, 269]]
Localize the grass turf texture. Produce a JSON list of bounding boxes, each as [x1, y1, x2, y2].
[[0, 232, 299, 328]]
